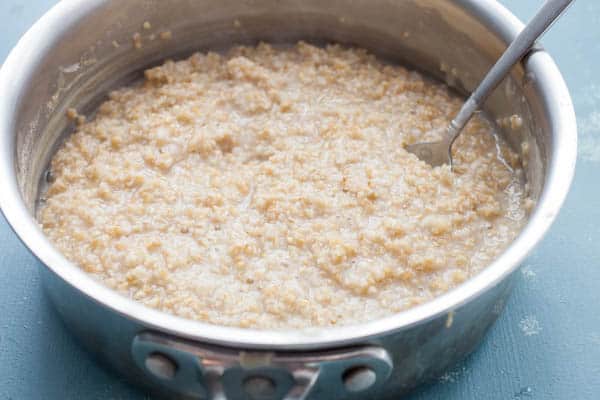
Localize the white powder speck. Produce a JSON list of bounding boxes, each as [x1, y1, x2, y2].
[[514, 386, 533, 398], [521, 265, 537, 281], [519, 316, 542, 336], [579, 111, 600, 162], [576, 84, 600, 163], [438, 365, 467, 383], [577, 83, 600, 108]]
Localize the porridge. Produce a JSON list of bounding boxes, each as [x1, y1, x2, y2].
[[39, 42, 528, 329]]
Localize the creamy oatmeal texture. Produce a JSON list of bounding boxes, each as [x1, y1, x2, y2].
[[39, 43, 527, 329]]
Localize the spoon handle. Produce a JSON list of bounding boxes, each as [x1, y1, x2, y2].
[[447, 0, 575, 145]]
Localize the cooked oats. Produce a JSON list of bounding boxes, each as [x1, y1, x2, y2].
[[39, 42, 528, 329]]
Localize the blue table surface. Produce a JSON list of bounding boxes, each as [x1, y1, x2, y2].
[[1, 1, 599, 399]]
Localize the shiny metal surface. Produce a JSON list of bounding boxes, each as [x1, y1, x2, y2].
[[406, 0, 575, 167], [132, 332, 392, 399], [0, 0, 576, 399]]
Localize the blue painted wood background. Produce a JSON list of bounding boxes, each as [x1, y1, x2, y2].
[[1, 1, 599, 399]]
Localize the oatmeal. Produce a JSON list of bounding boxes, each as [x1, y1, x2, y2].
[[39, 42, 527, 329]]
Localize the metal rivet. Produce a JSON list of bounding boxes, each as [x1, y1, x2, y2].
[[243, 375, 277, 399], [144, 352, 177, 380], [342, 366, 377, 392]]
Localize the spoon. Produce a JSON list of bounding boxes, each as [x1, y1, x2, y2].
[[405, 0, 574, 168]]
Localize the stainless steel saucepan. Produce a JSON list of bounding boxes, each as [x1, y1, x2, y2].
[[0, 1, 576, 399]]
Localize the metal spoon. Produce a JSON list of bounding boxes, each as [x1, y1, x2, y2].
[[405, 0, 574, 168]]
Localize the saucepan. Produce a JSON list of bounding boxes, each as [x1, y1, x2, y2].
[[0, 0, 576, 399]]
